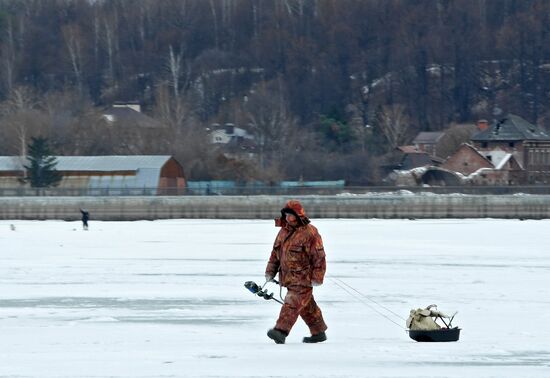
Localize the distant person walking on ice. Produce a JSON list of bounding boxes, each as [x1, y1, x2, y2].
[[265, 200, 328, 344], [80, 209, 89, 230]]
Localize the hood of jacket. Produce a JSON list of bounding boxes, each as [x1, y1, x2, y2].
[[278, 200, 310, 227]]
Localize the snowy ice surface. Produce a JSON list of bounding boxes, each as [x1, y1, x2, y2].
[[1, 218, 550, 377]]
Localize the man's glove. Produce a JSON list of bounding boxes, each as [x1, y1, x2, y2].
[[265, 274, 274, 283], [312, 281, 322, 287]]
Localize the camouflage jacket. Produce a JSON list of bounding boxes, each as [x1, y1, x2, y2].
[[265, 223, 326, 288]]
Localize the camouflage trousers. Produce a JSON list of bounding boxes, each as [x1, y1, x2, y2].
[[275, 286, 327, 335]]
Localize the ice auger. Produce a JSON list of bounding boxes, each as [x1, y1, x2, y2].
[[244, 280, 283, 304]]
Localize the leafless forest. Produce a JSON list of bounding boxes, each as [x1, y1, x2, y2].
[[0, 0, 548, 184]]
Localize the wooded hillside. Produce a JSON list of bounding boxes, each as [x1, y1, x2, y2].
[[0, 0, 548, 184]]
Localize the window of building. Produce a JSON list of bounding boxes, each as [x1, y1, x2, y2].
[[481, 142, 488, 148], [509, 142, 515, 148]]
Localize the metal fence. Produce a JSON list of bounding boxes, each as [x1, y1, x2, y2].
[[1, 185, 550, 196]]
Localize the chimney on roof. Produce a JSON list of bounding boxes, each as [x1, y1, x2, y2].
[[477, 119, 489, 131], [114, 101, 141, 113], [225, 123, 235, 135]]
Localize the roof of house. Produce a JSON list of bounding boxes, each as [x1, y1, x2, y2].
[[400, 152, 433, 170], [397, 145, 420, 154], [412, 131, 445, 144], [0, 155, 174, 171], [54, 155, 174, 171], [211, 126, 254, 139], [471, 114, 550, 142], [103, 106, 164, 128], [0, 156, 26, 171]]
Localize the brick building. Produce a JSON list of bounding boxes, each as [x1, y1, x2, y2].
[[441, 144, 493, 176], [471, 114, 550, 184]]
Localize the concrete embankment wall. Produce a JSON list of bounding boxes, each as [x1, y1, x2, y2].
[[1, 195, 549, 220]]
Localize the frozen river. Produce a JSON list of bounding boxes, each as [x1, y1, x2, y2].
[[1, 218, 549, 377]]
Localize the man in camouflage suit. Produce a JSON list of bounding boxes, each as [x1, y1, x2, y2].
[[265, 200, 328, 344]]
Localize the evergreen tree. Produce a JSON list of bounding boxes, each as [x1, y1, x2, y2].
[[24, 137, 62, 188]]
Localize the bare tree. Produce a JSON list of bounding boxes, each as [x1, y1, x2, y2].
[[103, 14, 118, 86], [62, 24, 85, 94], [156, 42, 193, 130], [167, 45, 183, 99], [377, 104, 410, 149], [436, 122, 479, 159], [209, 0, 219, 48], [1, 18, 16, 94], [243, 80, 296, 169], [153, 83, 189, 130], [0, 86, 44, 157]]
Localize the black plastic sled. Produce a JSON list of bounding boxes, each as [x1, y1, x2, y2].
[[408, 327, 461, 342]]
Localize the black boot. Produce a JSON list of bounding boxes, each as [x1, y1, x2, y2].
[[267, 328, 287, 344], [302, 331, 327, 343]]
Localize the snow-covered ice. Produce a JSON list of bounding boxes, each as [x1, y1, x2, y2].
[[1, 218, 549, 377]]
